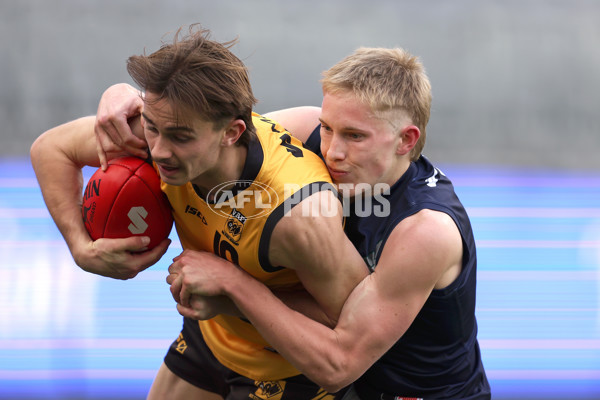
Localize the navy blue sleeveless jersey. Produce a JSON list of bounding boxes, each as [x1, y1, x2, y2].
[[306, 126, 491, 399]]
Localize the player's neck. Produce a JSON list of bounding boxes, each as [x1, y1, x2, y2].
[[382, 157, 412, 188], [192, 144, 248, 199]]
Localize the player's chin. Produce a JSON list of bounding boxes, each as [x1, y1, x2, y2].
[[159, 175, 185, 186]]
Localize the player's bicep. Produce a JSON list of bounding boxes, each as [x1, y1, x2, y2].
[[332, 268, 418, 371], [335, 220, 451, 363], [269, 190, 368, 320], [296, 237, 367, 322]]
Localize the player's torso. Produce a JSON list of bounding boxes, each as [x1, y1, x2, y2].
[[161, 113, 333, 380], [166, 181, 297, 287], [345, 156, 471, 270], [346, 156, 488, 398]]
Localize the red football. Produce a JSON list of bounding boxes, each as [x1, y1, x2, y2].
[[82, 156, 173, 249]]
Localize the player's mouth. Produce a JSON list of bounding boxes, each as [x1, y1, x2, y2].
[[327, 166, 349, 181], [156, 163, 180, 178]]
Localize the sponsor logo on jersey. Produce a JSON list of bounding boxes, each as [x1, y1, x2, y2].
[[174, 332, 187, 354], [184, 204, 208, 225], [223, 209, 246, 243], [250, 380, 284, 399], [424, 167, 445, 188]]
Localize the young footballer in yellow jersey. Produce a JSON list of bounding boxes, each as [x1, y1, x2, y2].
[[162, 113, 338, 382], [30, 26, 367, 399]]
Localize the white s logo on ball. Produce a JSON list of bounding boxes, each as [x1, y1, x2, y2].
[[128, 206, 149, 234]]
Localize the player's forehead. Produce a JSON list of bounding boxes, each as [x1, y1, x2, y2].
[[321, 92, 394, 135], [321, 90, 411, 134], [142, 93, 212, 132]]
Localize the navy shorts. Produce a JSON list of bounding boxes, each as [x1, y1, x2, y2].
[[164, 317, 348, 399]]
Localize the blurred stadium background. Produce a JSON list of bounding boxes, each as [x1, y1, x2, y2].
[[1, 1, 599, 399]]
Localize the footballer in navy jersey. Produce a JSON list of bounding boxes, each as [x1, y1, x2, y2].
[[303, 124, 491, 399], [346, 156, 490, 399]]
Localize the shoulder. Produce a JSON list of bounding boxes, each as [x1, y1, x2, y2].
[[394, 209, 461, 250], [251, 117, 332, 197], [379, 209, 463, 289]]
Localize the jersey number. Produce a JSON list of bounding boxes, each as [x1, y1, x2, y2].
[[279, 133, 303, 158], [259, 116, 304, 158], [213, 231, 239, 264]]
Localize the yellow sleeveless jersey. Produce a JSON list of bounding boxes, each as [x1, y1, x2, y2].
[[160, 113, 335, 381]]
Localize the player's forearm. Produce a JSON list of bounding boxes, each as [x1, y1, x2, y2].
[[222, 269, 357, 392], [30, 117, 98, 260], [272, 289, 337, 328]]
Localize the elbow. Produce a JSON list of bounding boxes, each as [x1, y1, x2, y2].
[[307, 353, 355, 394], [30, 131, 50, 173], [322, 312, 339, 329], [30, 133, 44, 164], [30, 128, 56, 162], [318, 372, 354, 394]]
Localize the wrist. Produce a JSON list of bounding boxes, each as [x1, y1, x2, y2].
[[219, 263, 249, 298], [69, 236, 96, 271]]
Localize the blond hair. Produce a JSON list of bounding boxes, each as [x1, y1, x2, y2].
[[321, 47, 431, 160]]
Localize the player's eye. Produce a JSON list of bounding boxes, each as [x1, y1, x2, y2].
[[171, 135, 191, 144], [345, 131, 364, 141], [144, 125, 159, 134], [320, 124, 332, 134]]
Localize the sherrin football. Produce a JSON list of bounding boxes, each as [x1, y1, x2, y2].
[[82, 156, 173, 250]]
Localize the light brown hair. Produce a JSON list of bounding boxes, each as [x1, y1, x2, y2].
[[127, 25, 257, 146]]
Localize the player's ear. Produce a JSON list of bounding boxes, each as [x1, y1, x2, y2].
[[221, 118, 246, 146], [396, 125, 420, 156]]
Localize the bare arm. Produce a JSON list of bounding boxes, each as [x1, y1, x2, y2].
[[173, 209, 463, 392], [263, 106, 321, 144], [169, 190, 368, 325], [267, 190, 369, 322], [30, 116, 169, 279], [31, 116, 104, 253]]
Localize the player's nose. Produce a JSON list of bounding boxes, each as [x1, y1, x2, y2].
[[324, 133, 346, 162], [148, 134, 172, 161]]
